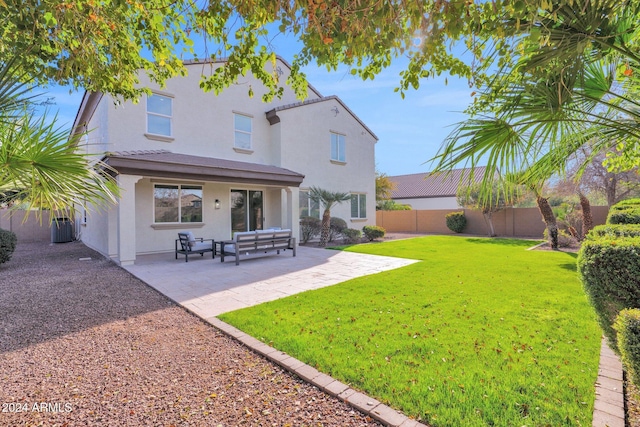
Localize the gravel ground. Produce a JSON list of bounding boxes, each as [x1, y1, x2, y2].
[[0, 241, 382, 427]]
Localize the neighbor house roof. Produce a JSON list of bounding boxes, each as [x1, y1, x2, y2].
[[390, 167, 487, 199], [103, 150, 305, 187]]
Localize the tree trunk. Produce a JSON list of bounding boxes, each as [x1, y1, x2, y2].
[[536, 196, 558, 250], [319, 209, 331, 247], [579, 191, 593, 240], [483, 211, 496, 237]]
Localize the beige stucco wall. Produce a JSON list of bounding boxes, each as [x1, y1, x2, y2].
[[102, 59, 320, 163], [377, 206, 610, 238], [0, 209, 51, 242], [276, 100, 377, 229]]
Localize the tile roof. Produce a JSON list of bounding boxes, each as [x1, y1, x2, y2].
[[103, 151, 305, 187], [390, 167, 488, 199]]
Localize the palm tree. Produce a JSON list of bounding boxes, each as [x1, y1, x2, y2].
[[309, 186, 350, 247], [430, 1, 640, 201], [0, 57, 118, 222]]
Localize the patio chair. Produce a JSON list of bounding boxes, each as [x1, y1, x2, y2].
[[175, 231, 214, 262]]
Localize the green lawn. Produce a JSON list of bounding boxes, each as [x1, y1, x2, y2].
[[219, 236, 601, 426]]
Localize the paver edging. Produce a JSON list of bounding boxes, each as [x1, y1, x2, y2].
[[206, 316, 428, 427], [592, 337, 625, 427]]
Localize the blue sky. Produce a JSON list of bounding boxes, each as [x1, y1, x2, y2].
[[44, 35, 475, 177]]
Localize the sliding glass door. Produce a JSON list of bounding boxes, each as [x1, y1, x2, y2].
[[231, 190, 263, 234]]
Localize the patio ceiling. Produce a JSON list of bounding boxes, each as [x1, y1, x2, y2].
[[104, 150, 305, 187]]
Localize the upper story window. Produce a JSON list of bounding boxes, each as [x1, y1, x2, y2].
[[147, 94, 173, 137], [234, 113, 252, 150], [351, 193, 366, 219], [331, 132, 346, 163], [154, 184, 202, 223]]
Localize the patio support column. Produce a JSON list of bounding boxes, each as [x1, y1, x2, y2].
[[285, 187, 300, 245], [117, 174, 143, 266]]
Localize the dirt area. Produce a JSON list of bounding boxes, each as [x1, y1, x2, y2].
[[0, 241, 382, 427]]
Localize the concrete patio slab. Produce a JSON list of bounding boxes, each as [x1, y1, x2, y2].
[[124, 245, 418, 317]]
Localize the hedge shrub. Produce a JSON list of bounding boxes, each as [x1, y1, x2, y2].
[[615, 309, 640, 387], [445, 211, 467, 233], [0, 228, 17, 265], [607, 207, 640, 225], [362, 225, 385, 241], [577, 235, 640, 350], [329, 217, 348, 242], [300, 216, 321, 244], [607, 199, 640, 224], [587, 224, 640, 240], [342, 228, 362, 244], [614, 198, 640, 207]]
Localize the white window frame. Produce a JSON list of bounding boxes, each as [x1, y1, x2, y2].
[[350, 193, 367, 219], [330, 132, 346, 163], [146, 93, 173, 138], [299, 189, 321, 219], [234, 113, 253, 151], [153, 184, 203, 224]]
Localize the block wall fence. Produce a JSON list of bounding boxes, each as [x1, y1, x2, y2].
[[376, 206, 610, 237], [0, 209, 52, 242]]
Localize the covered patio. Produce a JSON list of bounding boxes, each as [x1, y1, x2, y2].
[[123, 245, 418, 318]]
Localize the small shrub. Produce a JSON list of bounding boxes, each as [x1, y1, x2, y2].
[[615, 309, 640, 387], [328, 217, 348, 242], [543, 228, 577, 247], [342, 228, 362, 244], [300, 216, 321, 244], [578, 235, 640, 351], [445, 211, 467, 233], [0, 228, 17, 264], [362, 225, 385, 241]]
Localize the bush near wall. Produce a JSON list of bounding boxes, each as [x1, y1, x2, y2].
[[0, 228, 17, 264], [615, 309, 640, 387], [362, 225, 385, 241], [300, 216, 321, 244], [445, 211, 467, 233], [578, 235, 640, 350], [329, 217, 347, 242], [342, 228, 362, 244]]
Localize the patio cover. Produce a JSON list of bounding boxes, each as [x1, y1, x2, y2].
[[103, 150, 305, 187]]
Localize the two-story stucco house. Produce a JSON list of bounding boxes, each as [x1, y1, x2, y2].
[[72, 57, 377, 265]]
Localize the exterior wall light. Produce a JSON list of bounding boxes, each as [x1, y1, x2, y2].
[[215, 199, 221, 209]]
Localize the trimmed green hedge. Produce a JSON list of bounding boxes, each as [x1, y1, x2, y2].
[[445, 211, 467, 233], [607, 199, 640, 224], [614, 198, 640, 207], [578, 235, 640, 350], [615, 309, 640, 387], [607, 207, 640, 225], [587, 224, 640, 239], [362, 225, 385, 241], [0, 228, 17, 264]]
